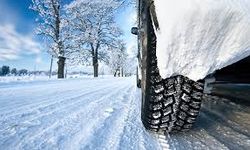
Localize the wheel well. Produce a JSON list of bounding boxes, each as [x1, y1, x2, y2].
[[204, 55, 250, 83]]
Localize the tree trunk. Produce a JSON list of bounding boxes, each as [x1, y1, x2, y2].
[[91, 42, 100, 78], [121, 68, 124, 77], [118, 69, 120, 77], [65, 63, 67, 79], [49, 56, 53, 78], [93, 58, 98, 77], [57, 56, 66, 78]]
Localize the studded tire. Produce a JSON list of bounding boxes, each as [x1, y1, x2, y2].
[[140, 8, 204, 133]]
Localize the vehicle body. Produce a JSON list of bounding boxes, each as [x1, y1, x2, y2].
[[131, 0, 204, 133], [132, 0, 250, 133]]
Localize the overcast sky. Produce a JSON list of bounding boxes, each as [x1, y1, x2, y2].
[[0, 0, 136, 72]]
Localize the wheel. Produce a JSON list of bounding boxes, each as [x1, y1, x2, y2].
[[140, 8, 204, 133]]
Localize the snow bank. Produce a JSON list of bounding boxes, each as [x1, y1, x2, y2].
[[154, 0, 250, 81]]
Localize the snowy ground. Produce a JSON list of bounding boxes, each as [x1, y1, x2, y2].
[[0, 74, 100, 83], [0, 77, 250, 150]]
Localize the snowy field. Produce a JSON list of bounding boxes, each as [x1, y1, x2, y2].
[[0, 77, 250, 150], [0, 74, 104, 83]]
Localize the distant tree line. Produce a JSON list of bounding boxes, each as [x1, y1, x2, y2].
[[0, 66, 29, 76], [0, 65, 96, 77]]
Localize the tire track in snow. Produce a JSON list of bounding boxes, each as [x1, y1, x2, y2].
[[0, 80, 88, 111], [163, 94, 250, 150], [0, 81, 120, 129], [202, 108, 250, 137], [1, 81, 129, 149], [62, 84, 134, 150], [0, 78, 114, 111], [18, 81, 132, 149], [0, 87, 116, 138], [0, 88, 80, 115], [2, 78, 249, 150], [202, 95, 250, 136], [0, 88, 68, 112], [0, 83, 117, 135], [0, 79, 113, 117], [155, 133, 170, 150], [116, 88, 161, 150], [117, 87, 144, 150], [81, 86, 135, 150], [166, 128, 229, 150], [198, 112, 250, 150], [189, 129, 229, 150], [78, 86, 161, 150]]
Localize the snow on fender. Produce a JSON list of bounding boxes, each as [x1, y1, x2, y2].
[[154, 0, 250, 81]]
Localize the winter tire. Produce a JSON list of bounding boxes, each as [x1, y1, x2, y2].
[[140, 8, 204, 133]]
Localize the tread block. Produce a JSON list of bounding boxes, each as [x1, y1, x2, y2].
[[193, 82, 204, 91], [150, 103, 163, 111], [181, 92, 191, 102], [163, 96, 174, 107], [153, 84, 165, 94], [152, 111, 161, 119], [164, 85, 177, 96], [178, 111, 187, 120], [182, 84, 192, 93], [189, 101, 201, 109], [149, 124, 159, 129], [150, 95, 163, 103], [183, 124, 193, 129], [151, 119, 160, 125], [176, 120, 185, 126], [163, 106, 172, 116], [180, 103, 189, 111], [160, 123, 169, 128], [173, 126, 182, 131], [187, 109, 199, 116], [186, 117, 196, 124], [162, 115, 170, 123], [191, 92, 203, 100]]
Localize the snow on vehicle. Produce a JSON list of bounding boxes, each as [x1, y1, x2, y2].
[[131, 0, 250, 133]]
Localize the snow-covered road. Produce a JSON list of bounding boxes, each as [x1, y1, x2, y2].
[[0, 77, 249, 150], [0, 78, 159, 150]]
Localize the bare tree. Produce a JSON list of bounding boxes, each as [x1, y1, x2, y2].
[[31, 0, 66, 78], [107, 40, 128, 77], [65, 0, 123, 77]]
